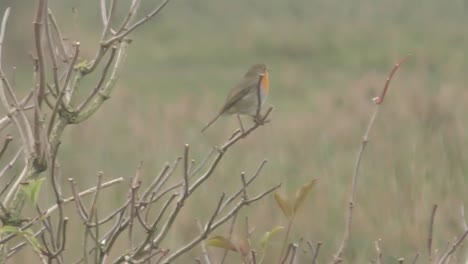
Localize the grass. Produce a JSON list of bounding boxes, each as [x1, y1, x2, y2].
[[2, 0, 468, 262]]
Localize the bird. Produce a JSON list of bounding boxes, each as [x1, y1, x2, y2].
[[201, 63, 269, 133]]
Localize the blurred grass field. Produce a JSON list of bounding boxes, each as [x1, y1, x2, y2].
[[2, 0, 468, 263]]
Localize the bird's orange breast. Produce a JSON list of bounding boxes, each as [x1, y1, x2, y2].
[[261, 71, 269, 95]]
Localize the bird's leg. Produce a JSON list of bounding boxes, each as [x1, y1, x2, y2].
[[237, 114, 245, 133], [252, 111, 271, 126], [253, 112, 264, 125]]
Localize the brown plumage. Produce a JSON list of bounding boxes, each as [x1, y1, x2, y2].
[[201, 64, 269, 132]]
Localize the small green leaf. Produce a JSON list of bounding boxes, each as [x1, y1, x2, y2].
[[75, 59, 89, 72], [274, 192, 293, 219], [0, 225, 21, 235], [23, 229, 43, 253], [21, 178, 45, 203], [0, 226, 43, 252], [293, 179, 317, 213], [260, 226, 284, 249], [206, 236, 237, 252]]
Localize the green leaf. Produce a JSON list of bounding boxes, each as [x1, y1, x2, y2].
[[260, 226, 284, 249], [206, 236, 237, 252], [21, 178, 45, 203], [0, 226, 43, 253], [23, 229, 43, 253], [0, 225, 21, 235], [293, 179, 317, 213], [75, 59, 89, 72], [274, 192, 293, 219]]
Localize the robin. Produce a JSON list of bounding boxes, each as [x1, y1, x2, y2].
[[201, 63, 270, 132]]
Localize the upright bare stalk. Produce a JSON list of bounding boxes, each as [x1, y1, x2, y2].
[[331, 55, 410, 263]]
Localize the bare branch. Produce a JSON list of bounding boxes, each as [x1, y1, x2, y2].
[[0, 134, 13, 160], [33, 0, 47, 108], [77, 45, 117, 113], [0, 148, 20, 181], [220, 212, 238, 264], [332, 57, 409, 263], [311, 242, 322, 264], [100, 0, 117, 37], [374, 239, 382, 264], [141, 163, 170, 202], [44, 1, 61, 96], [130, 193, 178, 259], [47, 10, 69, 61], [196, 219, 212, 264], [0, 91, 34, 132], [74, 40, 130, 123], [428, 204, 438, 261], [49, 141, 66, 258], [460, 205, 468, 231], [436, 218, 468, 264], [47, 42, 79, 136], [115, 0, 141, 35], [376, 55, 411, 104], [69, 178, 89, 221], [280, 243, 298, 264], [7, 227, 46, 257], [104, 0, 172, 46], [0, 8, 35, 157], [183, 144, 190, 196]]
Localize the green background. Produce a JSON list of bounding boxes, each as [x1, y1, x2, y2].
[[1, 0, 468, 262]]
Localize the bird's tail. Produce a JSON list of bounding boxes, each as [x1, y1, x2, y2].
[[201, 113, 222, 133]]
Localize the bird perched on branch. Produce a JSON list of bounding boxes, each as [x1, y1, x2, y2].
[[201, 63, 270, 132]]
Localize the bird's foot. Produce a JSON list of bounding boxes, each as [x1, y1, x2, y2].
[[253, 114, 270, 125]]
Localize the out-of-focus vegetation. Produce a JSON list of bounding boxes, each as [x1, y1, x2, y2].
[[2, 0, 468, 262]]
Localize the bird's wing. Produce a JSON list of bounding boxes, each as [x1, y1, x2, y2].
[[219, 76, 259, 114]]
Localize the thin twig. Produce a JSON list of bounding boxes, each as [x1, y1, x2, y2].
[[77, 45, 117, 113], [0, 151, 21, 193], [115, 0, 141, 35], [331, 57, 409, 263], [196, 219, 212, 264], [220, 212, 238, 264], [0, 134, 13, 160], [44, 0, 61, 95], [161, 184, 280, 263], [374, 239, 382, 264], [100, 0, 117, 37], [460, 205, 467, 231], [131, 193, 178, 258], [47, 10, 68, 62], [436, 228, 468, 264], [69, 178, 89, 220], [47, 42, 80, 137], [141, 163, 170, 202], [183, 144, 190, 195], [127, 176, 140, 250], [312, 242, 322, 264], [33, 0, 47, 108], [411, 253, 419, 264], [0, 7, 35, 158], [50, 141, 65, 256], [280, 243, 293, 264], [428, 204, 438, 261], [103, 0, 172, 46]]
